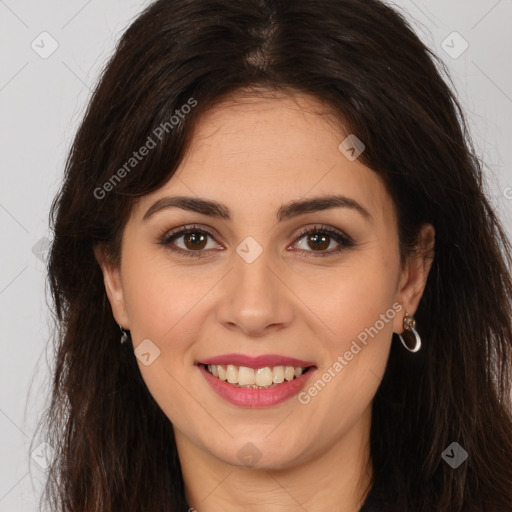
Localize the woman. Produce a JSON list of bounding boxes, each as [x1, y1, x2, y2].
[[36, 0, 512, 510]]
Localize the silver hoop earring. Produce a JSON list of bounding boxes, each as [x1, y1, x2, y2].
[[119, 325, 129, 344], [398, 313, 421, 353]]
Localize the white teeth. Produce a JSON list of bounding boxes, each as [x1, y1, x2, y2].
[[226, 364, 238, 384], [218, 365, 227, 381], [205, 364, 310, 388], [238, 366, 255, 386], [272, 366, 285, 384], [255, 367, 273, 387], [284, 366, 295, 381]]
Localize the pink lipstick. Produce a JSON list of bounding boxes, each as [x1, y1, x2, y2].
[[197, 356, 317, 408]]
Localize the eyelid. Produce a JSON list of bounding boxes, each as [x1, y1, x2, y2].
[[158, 224, 222, 254], [158, 223, 356, 257], [160, 223, 219, 241], [291, 224, 355, 246]]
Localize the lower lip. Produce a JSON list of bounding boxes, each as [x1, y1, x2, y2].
[[198, 364, 317, 408]]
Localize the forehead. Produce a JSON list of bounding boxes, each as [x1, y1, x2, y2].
[[185, 90, 348, 168], [134, 91, 395, 227]]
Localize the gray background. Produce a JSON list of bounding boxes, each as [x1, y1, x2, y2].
[[1, 1, 511, 510]]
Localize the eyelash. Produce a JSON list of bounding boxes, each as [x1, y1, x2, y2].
[[158, 224, 356, 258]]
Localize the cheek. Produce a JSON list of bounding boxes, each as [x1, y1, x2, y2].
[[119, 250, 207, 425], [120, 245, 213, 342], [312, 251, 399, 348], [299, 246, 399, 417], [299, 266, 397, 431], [123, 272, 172, 340]]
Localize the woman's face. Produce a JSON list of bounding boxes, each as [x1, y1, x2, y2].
[[99, 90, 433, 471]]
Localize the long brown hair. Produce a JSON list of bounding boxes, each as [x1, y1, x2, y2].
[[35, 0, 512, 510]]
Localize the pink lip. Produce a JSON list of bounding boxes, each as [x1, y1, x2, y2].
[[198, 353, 316, 369], [198, 364, 317, 408]]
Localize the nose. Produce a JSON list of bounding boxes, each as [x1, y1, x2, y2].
[[215, 250, 294, 337]]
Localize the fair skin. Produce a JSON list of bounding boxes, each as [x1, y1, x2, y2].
[[96, 90, 435, 512]]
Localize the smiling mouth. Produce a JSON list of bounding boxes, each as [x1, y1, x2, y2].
[[200, 363, 316, 389]]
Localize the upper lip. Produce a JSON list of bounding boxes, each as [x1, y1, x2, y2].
[[198, 353, 316, 369]]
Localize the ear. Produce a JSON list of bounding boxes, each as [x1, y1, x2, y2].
[[393, 223, 435, 334], [94, 244, 130, 328]]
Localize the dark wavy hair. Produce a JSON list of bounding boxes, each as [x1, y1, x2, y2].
[[34, 0, 512, 510]]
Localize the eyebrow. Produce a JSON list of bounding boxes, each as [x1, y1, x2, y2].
[[142, 194, 373, 223]]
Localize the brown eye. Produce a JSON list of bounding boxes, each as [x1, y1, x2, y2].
[[159, 225, 220, 257], [159, 224, 355, 259], [292, 225, 356, 258], [182, 232, 208, 250], [304, 233, 331, 251]]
